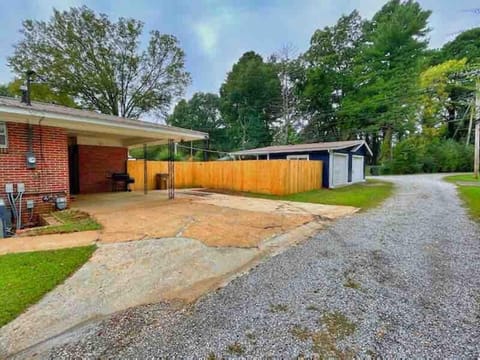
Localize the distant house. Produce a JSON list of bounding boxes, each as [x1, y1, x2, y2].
[[230, 140, 372, 189]]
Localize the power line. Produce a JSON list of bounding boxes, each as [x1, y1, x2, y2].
[[175, 144, 231, 156]]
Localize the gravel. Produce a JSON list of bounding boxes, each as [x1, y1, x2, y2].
[[47, 174, 480, 359]]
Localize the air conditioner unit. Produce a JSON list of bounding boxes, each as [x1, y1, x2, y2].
[[0, 199, 6, 238]]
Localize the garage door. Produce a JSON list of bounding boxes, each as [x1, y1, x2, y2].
[[332, 153, 348, 187], [351, 155, 364, 183]]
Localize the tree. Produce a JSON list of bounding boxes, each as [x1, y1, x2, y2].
[[419, 58, 469, 138], [167, 92, 228, 151], [343, 0, 431, 162], [6, 79, 76, 107], [0, 84, 12, 97], [269, 44, 303, 145], [441, 28, 480, 64], [220, 51, 282, 150], [297, 10, 365, 143], [8, 6, 190, 118], [427, 28, 480, 140]]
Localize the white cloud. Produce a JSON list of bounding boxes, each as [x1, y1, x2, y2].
[[194, 22, 218, 56], [193, 8, 235, 58]]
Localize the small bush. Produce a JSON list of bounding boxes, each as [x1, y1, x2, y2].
[[129, 145, 187, 161]]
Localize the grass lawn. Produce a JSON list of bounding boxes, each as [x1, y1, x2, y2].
[[24, 210, 102, 236], [444, 173, 480, 183], [0, 245, 96, 327], [457, 186, 480, 220], [444, 174, 480, 221], [239, 179, 394, 210]]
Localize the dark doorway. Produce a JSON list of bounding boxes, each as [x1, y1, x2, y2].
[[68, 137, 80, 195]]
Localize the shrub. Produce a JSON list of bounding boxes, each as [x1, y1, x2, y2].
[[129, 145, 186, 161], [382, 137, 473, 174]]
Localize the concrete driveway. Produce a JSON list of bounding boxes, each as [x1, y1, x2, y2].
[[72, 190, 357, 247], [0, 191, 357, 358]]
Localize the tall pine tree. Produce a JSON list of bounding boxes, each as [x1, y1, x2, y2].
[[220, 52, 282, 150], [343, 0, 431, 162]]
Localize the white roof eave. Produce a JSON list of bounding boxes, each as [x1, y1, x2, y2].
[[0, 105, 208, 144]]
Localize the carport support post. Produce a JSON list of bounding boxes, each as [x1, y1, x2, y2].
[[203, 139, 209, 161], [168, 139, 175, 199], [143, 144, 148, 195]]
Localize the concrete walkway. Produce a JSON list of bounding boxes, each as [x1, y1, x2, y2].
[[0, 231, 99, 255]]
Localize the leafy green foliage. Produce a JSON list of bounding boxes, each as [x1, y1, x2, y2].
[[167, 92, 228, 151], [0, 84, 12, 97], [419, 59, 468, 129], [9, 6, 190, 117], [298, 11, 364, 143], [441, 28, 480, 64], [220, 51, 282, 150], [343, 0, 431, 162], [0, 246, 96, 326], [381, 137, 474, 174], [129, 145, 187, 161], [7, 79, 76, 107], [269, 45, 304, 145], [429, 28, 480, 141]]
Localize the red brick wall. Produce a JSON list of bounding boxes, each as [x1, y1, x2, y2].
[[0, 122, 69, 226], [78, 145, 127, 193]]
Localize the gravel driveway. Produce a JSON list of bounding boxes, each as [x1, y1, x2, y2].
[[48, 174, 480, 359]]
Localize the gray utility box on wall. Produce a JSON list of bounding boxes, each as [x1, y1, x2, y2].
[[0, 199, 7, 238]]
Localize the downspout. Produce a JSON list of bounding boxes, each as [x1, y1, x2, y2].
[[328, 150, 333, 189]]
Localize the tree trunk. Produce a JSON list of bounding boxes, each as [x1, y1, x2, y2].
[[380, 126, 393, 162], [446, 106, 456, 139]]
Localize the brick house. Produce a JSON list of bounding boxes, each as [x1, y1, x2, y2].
[[0, 96, 207, 228]]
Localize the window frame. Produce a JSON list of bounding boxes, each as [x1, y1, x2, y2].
[[0, 122, 7, 149], [286, 154, 309, 160]]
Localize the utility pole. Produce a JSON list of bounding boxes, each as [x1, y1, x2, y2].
[[475, 79, 480, 179], [466, 101, 474, 146], [475, 120, 479, 178]]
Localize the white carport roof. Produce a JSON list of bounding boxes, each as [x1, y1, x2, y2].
[[0, 96, 208, 147]]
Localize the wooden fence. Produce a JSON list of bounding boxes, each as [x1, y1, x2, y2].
[[127, 160, 323, 195]]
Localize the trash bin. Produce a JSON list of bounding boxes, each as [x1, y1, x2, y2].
[[155, 173, 169, 190]]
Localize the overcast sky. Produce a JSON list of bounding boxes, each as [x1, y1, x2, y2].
[[0, 0, 479, 99]]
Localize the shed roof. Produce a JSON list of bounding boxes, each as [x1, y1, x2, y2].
[[231, 140, 373, 156], [0, 96, 208, 147]]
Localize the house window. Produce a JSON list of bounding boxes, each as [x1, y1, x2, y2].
[[287, 154, 309, 160], [0, 122, 7, 148]]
